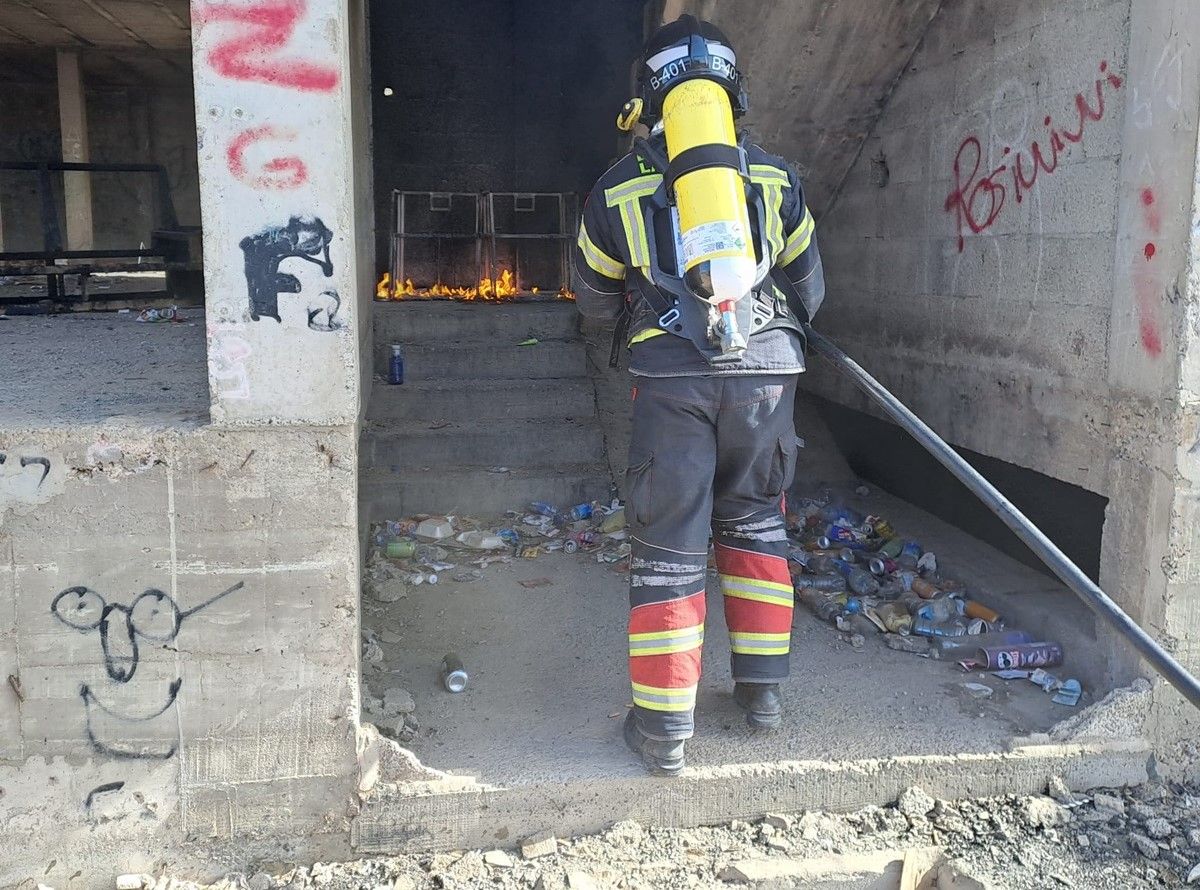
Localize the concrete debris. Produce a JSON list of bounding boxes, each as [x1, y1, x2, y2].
[[1130, 832, 1160, 859], [1092, 792, 1126, 815], [1047, 775, 1076, 804], [383, 687, 416, 716], [1146, 816, 1174, 839], [520, 830, 558, 859], [116, 876, 152, 890], [141, 780, 1200, 889], [483, 850, 515, 868], [897, 786, 936, 819], [1018, 796, 1069, 829]]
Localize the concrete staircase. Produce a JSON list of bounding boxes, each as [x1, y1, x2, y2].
[[360, 300, 612, 520]]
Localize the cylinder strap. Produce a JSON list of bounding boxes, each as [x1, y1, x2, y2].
[[664, 143, 747, 195]]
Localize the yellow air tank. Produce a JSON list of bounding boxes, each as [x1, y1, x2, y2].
[[661, 78, 756, 351]]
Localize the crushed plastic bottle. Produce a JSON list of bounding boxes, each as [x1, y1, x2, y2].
[[833, 558, 880, 596]]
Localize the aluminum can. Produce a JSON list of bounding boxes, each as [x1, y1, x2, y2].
[[440, 653, 469, 692]]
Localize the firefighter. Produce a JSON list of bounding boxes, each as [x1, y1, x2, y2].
[[572, 15, 825, 776]]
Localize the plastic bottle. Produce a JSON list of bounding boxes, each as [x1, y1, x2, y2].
[[388, 344, 405, 385], [530, 502, 560, 519], [806, 554, 837, 575], [833, 558, 880, 596], [929, 629, 1033, 660], [911, 577, 940, 599], [915, 596, 964, 623], [797, 587, 841, 623], [802, 573, 848, 593], [912, 616, 971, 638]]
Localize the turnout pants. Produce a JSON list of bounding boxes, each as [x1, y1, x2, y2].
[[624, 374, 798, 741]]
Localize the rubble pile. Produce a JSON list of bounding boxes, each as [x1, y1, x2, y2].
[[786, 492, 1083, 707], [124, 781, 1200, 889]]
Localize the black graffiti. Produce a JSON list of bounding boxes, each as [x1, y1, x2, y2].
[[81, 679, 182, 760], [51, 581, 245, 683], [239, 215, 337, 325], [0, 453, 51, 487], [84, 781, 125, 815]]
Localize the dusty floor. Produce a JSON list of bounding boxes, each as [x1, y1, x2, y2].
[[361, 483, 1106, 785], [0, 308, 209, 428], [154, 781, 1200, 889]]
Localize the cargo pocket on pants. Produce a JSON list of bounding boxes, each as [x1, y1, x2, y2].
[[766, 435, 796, 500], [625, 453, 654, 528]]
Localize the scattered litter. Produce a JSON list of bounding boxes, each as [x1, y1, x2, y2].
[[457, 530, 506, 550], [519, 577, 553, 589], [135, 306, 179, 323], [786, 490, 1077, 706], [517, 337, 539, 346], [441, 653, 468, 693], [415, 518, 455, 541], [487, 466, 511, 474]]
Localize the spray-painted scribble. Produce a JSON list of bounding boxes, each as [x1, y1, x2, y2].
[[52, 581, 245, 766], [196, 0, 340, 93], [226, 125, 308, 189], [239, 215, 340, 327], [84, 781, 125, 816], [0, 452, 52, 487], [52, 582, 245, 684], [208, 328, 254, 400]]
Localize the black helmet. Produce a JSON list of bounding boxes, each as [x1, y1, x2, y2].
[[638, 15, 747, 122]]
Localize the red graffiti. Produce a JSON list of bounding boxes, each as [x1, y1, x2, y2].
[[227, 126, 308, 189], [1140, 187, 1161, 233], [197, 0, 339, 93], [945, 61, 1122, 251], [1143, 242, 1156, 260], [1135, 186, 1163, 357]]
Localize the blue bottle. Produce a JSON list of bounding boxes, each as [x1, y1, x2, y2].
[[389, 344, 405, 385]]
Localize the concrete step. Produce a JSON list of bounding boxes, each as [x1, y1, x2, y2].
[[361, 418, 606, 469], [360, 464, 612, 518], [374, 340, 587, 380], [374, 299, 580, 345], [367, 379, 596, 422]]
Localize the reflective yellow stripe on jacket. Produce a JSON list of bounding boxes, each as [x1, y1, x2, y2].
[[779, 207, 815, 267], [604, 174, 661, 271], [577, 221, 625, 280]]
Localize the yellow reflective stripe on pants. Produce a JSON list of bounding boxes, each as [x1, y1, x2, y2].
[[720, 574, 794, 608], [577, 222, 625, 279], [629, 624, 704, 657], [729, 631, 791, 656], [779, 207, 815, 266], [632, 681, 697, 712]]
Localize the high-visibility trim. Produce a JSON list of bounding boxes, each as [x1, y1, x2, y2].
[[631, 681, 697, 712], [629, 624, 704, 657], [719, 573, 793, 593], [577, 224, 625, 279], [605, 175, 660, 271], [629, 327, 668, 345], [749, 164, 789, 186], [604, 175, 662, 205], [629, 590, 705, 633], [720, 577, 794, 609], [729, 631, 791, 656], [750, 165, 788, 263], [713, 542, 792, 586], [779, 208, 815, 267]]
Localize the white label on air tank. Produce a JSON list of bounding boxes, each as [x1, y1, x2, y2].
[[680, 220, 747, 267]]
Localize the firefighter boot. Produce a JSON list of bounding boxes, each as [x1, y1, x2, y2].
[[734, 682, 783, 730], [623, 711, 685, 777]]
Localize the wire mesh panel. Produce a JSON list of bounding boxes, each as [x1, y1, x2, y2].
[[389, 191, 483, 289], [485, 192, 579, 293]]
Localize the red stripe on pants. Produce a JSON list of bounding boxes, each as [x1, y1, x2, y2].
[[714, 542, 791, 585], [629, 592, 705, 690], [723, 595, 793, 635]]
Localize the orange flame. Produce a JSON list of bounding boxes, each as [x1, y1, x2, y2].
[[375, 269, 573, 302]]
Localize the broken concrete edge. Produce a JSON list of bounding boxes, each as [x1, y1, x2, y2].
[[352, 737, 1152, 855]]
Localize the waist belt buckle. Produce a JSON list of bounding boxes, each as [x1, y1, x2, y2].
[[658, 307, 680, 329]]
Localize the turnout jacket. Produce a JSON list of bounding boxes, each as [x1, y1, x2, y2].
[[572, 134, 825, 376]]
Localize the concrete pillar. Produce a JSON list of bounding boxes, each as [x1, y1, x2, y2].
[[191, 0, 365, 425], [55, 50, 93, 252]]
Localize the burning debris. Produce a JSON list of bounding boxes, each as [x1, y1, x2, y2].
[[375, 269, 574, 302]]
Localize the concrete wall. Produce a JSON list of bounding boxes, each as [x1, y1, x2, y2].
[[711, 0, 1200, 726], [193, 0, 365, 425], [0, 76, 200, 252], [0, 423, 360, 885], [2, 1, 377, 882]]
